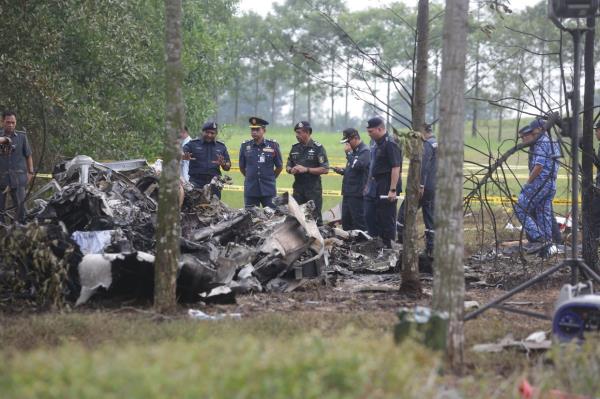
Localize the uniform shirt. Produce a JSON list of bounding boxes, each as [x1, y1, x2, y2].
[[286, 139, 329, 189], [529, 132, 559, 190], [183, 137, 230, 177], [239, 138, 283, 197], [596, 146, 600, 188], [340, 142, 370, 197], [365, 133, 402, 198], [0, 130, 32, 188], [421, 135, 437, 192], [180, 135, 191, 183]]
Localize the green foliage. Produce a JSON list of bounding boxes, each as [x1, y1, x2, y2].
[[0, 316, 441, 399], [0, 0, 237, 166]]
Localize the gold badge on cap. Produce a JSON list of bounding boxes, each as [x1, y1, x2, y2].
[[212, 122, 217, 129], [252, 118, 256, 125], [298, 122, 303, 128]]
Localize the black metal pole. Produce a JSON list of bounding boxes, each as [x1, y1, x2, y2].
[[570, 29, 582, 284]]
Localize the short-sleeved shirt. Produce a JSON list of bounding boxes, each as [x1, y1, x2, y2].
[[180, 135, 191, 182], [239, 138, 283, 197], [365, 133, 402, 198], [183, 138, 230, 177], [0, 130, 32, 188], [421, 135, 437, 192], [286, 139, 329, 190], [341, 141, 370, 197], [529, 132, 559, 190]]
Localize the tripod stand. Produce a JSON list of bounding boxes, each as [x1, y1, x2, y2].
[[465, 27, 600, 322]]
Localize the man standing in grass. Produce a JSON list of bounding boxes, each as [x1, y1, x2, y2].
[[515, 119, 559, 258], [397, 123, 437, 257], [239, 117, 283, 209], [363, 116, 402, 248], [286, 121, 329, 225], [182, 121, 231, 199], [333, 128, 370, 231], [0, 111, 34, 224]]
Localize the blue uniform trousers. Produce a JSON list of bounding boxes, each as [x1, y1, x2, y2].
[[245, 195, 275, 209], [190, 174, 221, 199], [397, 189, 435, 252], [341, 195, 366, 231], [365, 195, 397, 248], [515, 183, 555, 242]]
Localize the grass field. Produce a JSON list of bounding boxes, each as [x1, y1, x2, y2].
[[212, 120, 577, 212]]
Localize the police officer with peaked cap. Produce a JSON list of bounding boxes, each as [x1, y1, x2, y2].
[[182, 121, 231, 199], [363, 116, 402, 248], [239, 117, 283, 209], [286, 121, 329, 225], [397, 123, 436, 256], [333, 128, 370, 231]]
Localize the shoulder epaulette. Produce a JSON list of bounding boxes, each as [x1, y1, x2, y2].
[[242, 139, 253, 144], [313, 141, 322, 147], [216, 139, 226, 145]]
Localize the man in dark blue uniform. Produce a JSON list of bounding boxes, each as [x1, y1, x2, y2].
[[239, 117, 283, 209], [286, 121, 329, 225], [363, 116, 402, 248], [593, 120, 600, 242], [333, 128, 370, 231], [182, 121, 231, 199], [397, 123, 437, 256], [0, 111, 34, 224]]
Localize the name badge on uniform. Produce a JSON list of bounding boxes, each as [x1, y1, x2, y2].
[[259, 155, 265, 163], [263, 148, 274, 153]]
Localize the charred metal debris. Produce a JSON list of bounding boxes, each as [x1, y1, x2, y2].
[[0, 156, 400, 310]]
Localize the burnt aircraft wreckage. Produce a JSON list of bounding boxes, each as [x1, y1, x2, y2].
[[0, 155, 400, 310]]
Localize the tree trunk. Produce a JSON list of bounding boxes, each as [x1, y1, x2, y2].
[[271, 77, 277, 125], [254, 62, 260, 116], [432, 0, 469, 373], [307, 76, 312, 122], [386, 79, 391, 129], [292, 82, 297, 124], [400, 0, 428, 296], [330, 52, 335, 130], [497, 81, 505, 142], [471, 6, 480, 138], [433, 50, 440, 121], [234, 75, 240, 124], [582, 17, 597, 270], [155, 0, 184, 312], [345, 57, 350, 126]]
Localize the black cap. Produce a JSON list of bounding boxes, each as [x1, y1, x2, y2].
[[423, 123, 432, 133], [202, 121, 218, 131], [366, 117, 385, 129], [340, 128, 359, 143], [595, 120, 600, 129], [294, 121, 312, 133], [249, 117, 269, 128]]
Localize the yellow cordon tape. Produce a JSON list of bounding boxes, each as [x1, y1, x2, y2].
[[33, 174, 574, 204]]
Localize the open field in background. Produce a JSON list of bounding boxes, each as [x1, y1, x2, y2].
[[215, 121, 578, 213]]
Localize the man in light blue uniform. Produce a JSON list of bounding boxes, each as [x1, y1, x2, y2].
[[182, 121, 231, 199], [239, 117, 283, 209], [514, 119, 560, 258]]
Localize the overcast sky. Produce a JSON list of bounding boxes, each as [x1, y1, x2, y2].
[[237, 0, 543, 16], [235, 0, 546, 121]]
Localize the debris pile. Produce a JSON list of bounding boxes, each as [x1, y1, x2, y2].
[[0, 155, 404, 309]]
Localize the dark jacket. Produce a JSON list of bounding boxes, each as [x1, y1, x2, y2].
[[340, 142, 370, 197]]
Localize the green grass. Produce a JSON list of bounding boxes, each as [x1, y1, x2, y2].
[[0, 312, 444, 399]]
